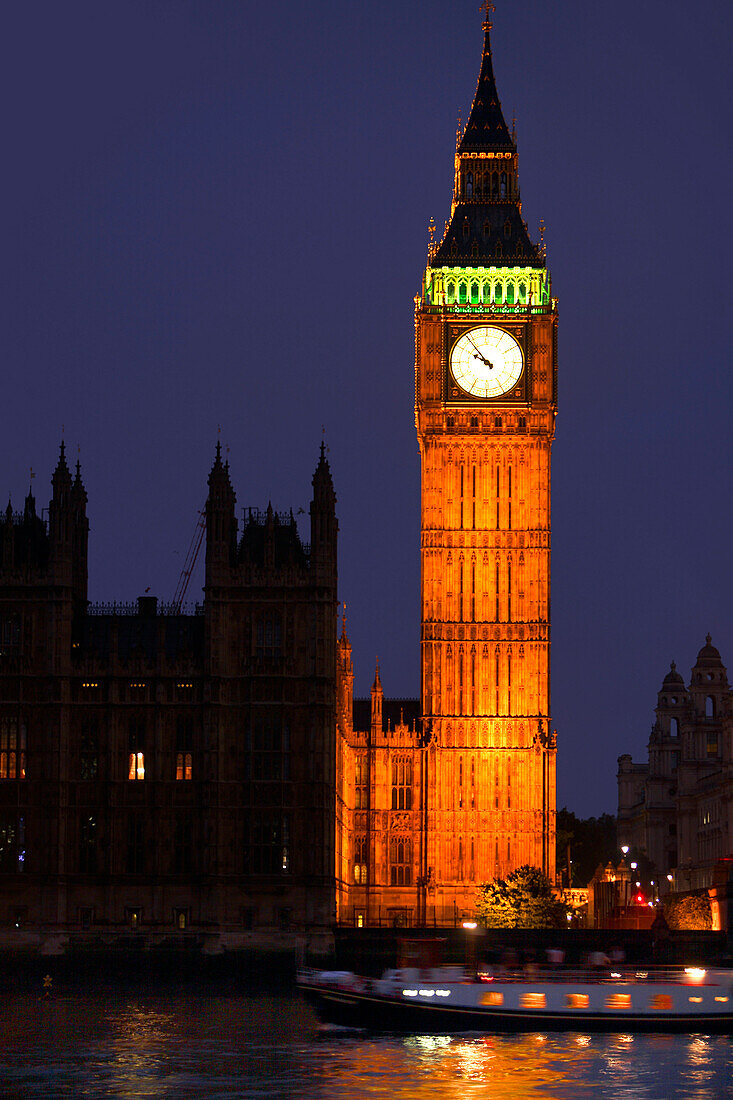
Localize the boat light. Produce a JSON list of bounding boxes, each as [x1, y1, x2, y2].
[[715, 996, 728, 1003], [418, 989, 435, 997], [435, 989, 451, 997], [689, 997, 703, 1003], [684, 968, 706, 983], [402, 989, 418, 997], [610, 971, 622, 979]]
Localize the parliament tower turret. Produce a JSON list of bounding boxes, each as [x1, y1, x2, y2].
[[415, 12, 557, 913]]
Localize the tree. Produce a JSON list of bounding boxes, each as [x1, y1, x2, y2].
[[476, 865, 571, 929], [664, 892, 712, 931], [556, 808, 617, 887]]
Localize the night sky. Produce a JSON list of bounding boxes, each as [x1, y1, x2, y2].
[[3, 1, 732, 816]]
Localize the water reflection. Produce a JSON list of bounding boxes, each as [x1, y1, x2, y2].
[[0, 994, 729, 1099]]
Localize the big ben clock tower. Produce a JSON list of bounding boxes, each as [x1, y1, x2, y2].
[[415, 9, 557, 918]]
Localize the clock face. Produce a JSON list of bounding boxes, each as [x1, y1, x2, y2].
[[450, 326, 524, 398]]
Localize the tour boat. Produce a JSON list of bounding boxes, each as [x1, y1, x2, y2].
[[298, 964, 733, 1033]]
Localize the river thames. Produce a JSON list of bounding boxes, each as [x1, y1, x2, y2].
[[0, 990, 730, 1098]]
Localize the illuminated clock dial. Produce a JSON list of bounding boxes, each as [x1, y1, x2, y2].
[[450, 326, 524, 398]]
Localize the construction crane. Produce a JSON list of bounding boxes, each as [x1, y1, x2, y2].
[[171, 507, 206, 612]]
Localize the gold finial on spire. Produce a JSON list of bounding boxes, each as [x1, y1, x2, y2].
[[480, 1, 495, 30], [455, 113, 462, 149], [427, 217, 436, 260], [539, 219, 546, 256]]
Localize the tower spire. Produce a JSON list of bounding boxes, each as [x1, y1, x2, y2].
[[480, 1, 495, 31], [458, 12, 512, 155], [429, 15, 543, 269]]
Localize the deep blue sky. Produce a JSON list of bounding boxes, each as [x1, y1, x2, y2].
[[3, 1, 732, 816]]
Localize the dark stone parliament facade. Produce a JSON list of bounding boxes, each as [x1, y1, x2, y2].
[[0, 443, 340, 948]]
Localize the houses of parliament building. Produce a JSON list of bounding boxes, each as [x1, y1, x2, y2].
[[0, 16, 557, 944]]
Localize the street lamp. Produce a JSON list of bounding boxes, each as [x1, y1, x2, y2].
[[621, 846, 629, 856], [462, 921, 478, 976]]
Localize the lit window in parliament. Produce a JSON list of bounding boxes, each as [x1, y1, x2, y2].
[[0, 718, 25, 779], [354, 835, 367, 884], [128, 717, 145, 781], [176, 716, 193, 780]]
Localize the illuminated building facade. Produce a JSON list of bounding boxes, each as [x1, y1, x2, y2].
[[0, 443, 340, 943], [339, 15, 558, 926], [414, 12, 557, 917], [618, 637, 733, 893]]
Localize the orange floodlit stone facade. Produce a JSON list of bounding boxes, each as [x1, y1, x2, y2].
[[339, 16, 557, 926]]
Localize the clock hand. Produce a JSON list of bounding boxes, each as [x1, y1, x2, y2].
[[467, 335, 493, 368]]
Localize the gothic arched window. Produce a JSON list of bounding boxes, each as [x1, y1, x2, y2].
[[355, 753, 367, 810], [256, 613, 282, 660], [391, 756, 413, 810], [354, 835, 367, 883], [390, 836, 412, 885]]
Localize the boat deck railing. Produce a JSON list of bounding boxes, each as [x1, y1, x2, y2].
[[478, 965, 718, 985], [299, 965, 725, 988]]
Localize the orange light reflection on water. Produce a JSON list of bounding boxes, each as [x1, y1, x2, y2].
[[316, 1032, 600, 1099]]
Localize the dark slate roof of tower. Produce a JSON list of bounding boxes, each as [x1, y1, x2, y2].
[[432, 204, 541, 266], [662, 661, 685, 687], [430, 22, 543, 269], [458, 25, 514, 154], [695, 634, 723, 667]]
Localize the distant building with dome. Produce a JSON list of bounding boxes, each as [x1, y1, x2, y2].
[[617, 636, 733, 893]]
